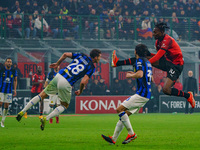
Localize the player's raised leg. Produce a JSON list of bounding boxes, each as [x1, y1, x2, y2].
[[16, 91, 48, 122]]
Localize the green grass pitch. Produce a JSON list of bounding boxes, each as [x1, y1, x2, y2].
[[0, 113, 200, 150]]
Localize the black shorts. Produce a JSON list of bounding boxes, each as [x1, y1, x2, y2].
[[157, 57, 183, 82]]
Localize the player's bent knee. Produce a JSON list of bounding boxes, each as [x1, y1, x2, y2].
[[162, 87, 171, 95], [61, 101, 69, 109]]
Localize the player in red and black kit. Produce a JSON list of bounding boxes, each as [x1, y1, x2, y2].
[[24, 66, 45, 119], [112, 22, 195, 108]]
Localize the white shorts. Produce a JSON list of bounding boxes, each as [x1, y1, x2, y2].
[[122, 94, 149, 114], [49, 95, 61, 105], [0, 92, 12, 103], [44, 73, 72, 104]]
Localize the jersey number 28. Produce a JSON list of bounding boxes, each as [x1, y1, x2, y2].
[[67, 59, 85, 75]]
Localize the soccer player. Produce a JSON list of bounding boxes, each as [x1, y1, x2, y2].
[[111, 22, 195, 109], [0, 58, 17, 127], [102, 44, 152, 144], [44, 66, 60, 123], [16, 49, 101, 130], [25, 66, 45, 119]]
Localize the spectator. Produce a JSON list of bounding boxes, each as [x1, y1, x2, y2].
[[186, 6, 193, 17], [121, 4, 129, 15], [162, 4, 171, 17], [23, 1, 32, 14], [190, 18, 199, 41], [153, 0, 161, 9], [174, 78, 183, 91], [42, 3, 49, 14], [194, 6, 200, 17], [6, 14, 13, 38], [153, 4, 161, 17], [50, 16, 61, 38], [13, 14, 22, 38], [78, 3, 86, 15], [106, 0, 114, 10], [13, 63, 23, 89], [118, 15, 124, 39], [64, 16, 79, 39], [24, 15, 36, 39], [102, 17, 112, 39], [88, 9, 98, 39], [138, 17, 152, 40], [61, 6, 68, 15], [111, 78, 123, 95], [90, 79, 101, 95], [123, 78, 136, 95], [183, 70, 197, 114], [13, 7, 23, 19], [32, 1, 40, 14], [123, 18, 134, 40], [34, 15, 49, 38], [50, 1, 60, 14], [11, 0, 20, 13], [68, 0, 79, 15], [98, 78, 108, 95], [100, 9, 108, 23], [33, 10, 39, 20], [96, 3, 104, 15]]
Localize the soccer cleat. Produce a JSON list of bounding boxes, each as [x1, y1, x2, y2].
[[40, 117, 46, 131], [24, 112, 28, 119], [1, 120, 5, 128], [122, 133, 137, 144], [16, 111, 24, 122], [49, 118, 53, 124], [39, 115, 43, 119], [187, 92, 195, 108], [56, 116, 59, 123], [101, 134, 116, 145], [111, 50, 119, 67]]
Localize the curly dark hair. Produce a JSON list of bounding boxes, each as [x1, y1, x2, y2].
[[155, 22, 170, 32]]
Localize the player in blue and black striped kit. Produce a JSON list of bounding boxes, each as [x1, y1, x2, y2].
[[102, 44, 152, 145], [0, 58, 17, 127], [16, 49, 101, 131]]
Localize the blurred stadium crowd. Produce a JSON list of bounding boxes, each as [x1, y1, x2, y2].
[[0, 0, 200, 40]]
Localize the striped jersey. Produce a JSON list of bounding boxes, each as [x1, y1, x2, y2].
[[59, 53, 95, 86], [0, 67, 17, 93], [135, 57, 152, 99]]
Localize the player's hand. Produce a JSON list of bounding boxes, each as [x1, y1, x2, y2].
[[49, 63, 58, 69], [13, 90, 17, 97], [195, 93, 197, 96], [75, 90, 81, 96]]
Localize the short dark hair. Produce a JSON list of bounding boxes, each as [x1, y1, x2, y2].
[[90, 49, 101, 58], [135, 44, 148, 57], [155, 22, 170, 32], [5, 58, 12, 62]]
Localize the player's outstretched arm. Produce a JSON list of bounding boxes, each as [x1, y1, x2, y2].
[[116, 57, 136, 66], [50, 52, 73, 68], [126, 70, 143, 79], [149, 49, 165, 64], [75, 75, 90, 96]]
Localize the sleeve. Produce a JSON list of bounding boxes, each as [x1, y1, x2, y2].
[[149, 49, 166, 64], [71, 52, 80, 59], [136, 59, 143, 71], [14, 69, 17, 77], [86, 65, 95, 78]]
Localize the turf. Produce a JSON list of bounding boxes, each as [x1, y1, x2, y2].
[[0, 113, 200, 150]]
